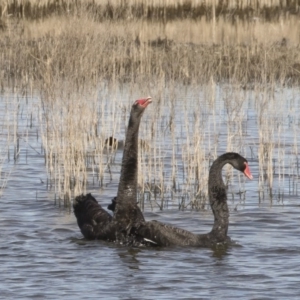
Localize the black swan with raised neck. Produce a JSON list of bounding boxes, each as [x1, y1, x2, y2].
[[73, 97, 152, 242], [132, 152, 253, 247]]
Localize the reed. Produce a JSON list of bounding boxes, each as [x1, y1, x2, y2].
[[0, 95, 13, 196], [0, 2, 299, 206]]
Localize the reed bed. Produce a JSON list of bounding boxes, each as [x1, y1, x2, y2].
[[1, 0, 299, 22], [1, 13, 300, 88], [0, 3, 300, 207], [0, 92, 39, 198], [0, 96, 14, 196]]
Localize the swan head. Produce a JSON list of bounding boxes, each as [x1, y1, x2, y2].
[[130, 97, 152, 119], [228, 153, 253, 180], [219, 152, 253, 180], [104, 136, 118, 149], [133, 97, 152, 109]]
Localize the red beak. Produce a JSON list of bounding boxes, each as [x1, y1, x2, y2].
[[135, 97, 152, 107], [243, 162, 253, 180]]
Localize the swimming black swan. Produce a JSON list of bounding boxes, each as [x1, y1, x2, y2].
[[104, 136, 122, 150], [73, 97, 152, 242], [105, 136, 150, 151], [132, 152, 253, 247]]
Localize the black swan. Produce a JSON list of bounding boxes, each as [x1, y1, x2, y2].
[[73, 97, 152, 242], [105, 136, 150, 151], [131, 152, 253, 247], [105, 136, 122, 150]]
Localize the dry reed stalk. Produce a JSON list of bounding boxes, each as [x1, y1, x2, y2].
[[146, 129, 165, 209], [256, 84, 276, 199], [291, 110, 299, 195], [188, 127, 208, 209], [0, 94, 15, 196], [223, 86, 251, 203]]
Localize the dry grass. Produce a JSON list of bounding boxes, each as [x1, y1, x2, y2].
[[0, 0, 299, 23], [0, 3, 299, 206], [1, 13, 300, 89]]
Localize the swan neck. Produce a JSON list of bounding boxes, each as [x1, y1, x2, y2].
[[208, 158, 229, 239], [116, 111, 141, 202]]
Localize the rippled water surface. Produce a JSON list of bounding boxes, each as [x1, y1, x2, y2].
[[1, 89, 300, 299]]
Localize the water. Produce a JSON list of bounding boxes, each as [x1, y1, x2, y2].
[[1, 88, 300, 299]]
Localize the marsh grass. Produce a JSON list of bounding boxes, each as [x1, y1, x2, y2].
[[39, 85, 124, 205], [0, 106, 12, 196], [1, 10, 300, 89], [0, 92, 39, 198], [1, 0, 299, 22], [0, 2, 300, 206]]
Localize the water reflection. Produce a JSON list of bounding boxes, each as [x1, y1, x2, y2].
[[211, 247, 230, 259], [118, 247, 141, 270]]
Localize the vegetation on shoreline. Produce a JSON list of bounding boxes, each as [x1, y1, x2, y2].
[[0, 1, 299, 88], [1, 13, 300, 90], [1, 0, 300, 22]]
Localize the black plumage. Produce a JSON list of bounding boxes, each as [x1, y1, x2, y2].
[[134, 152, 253, 247]]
